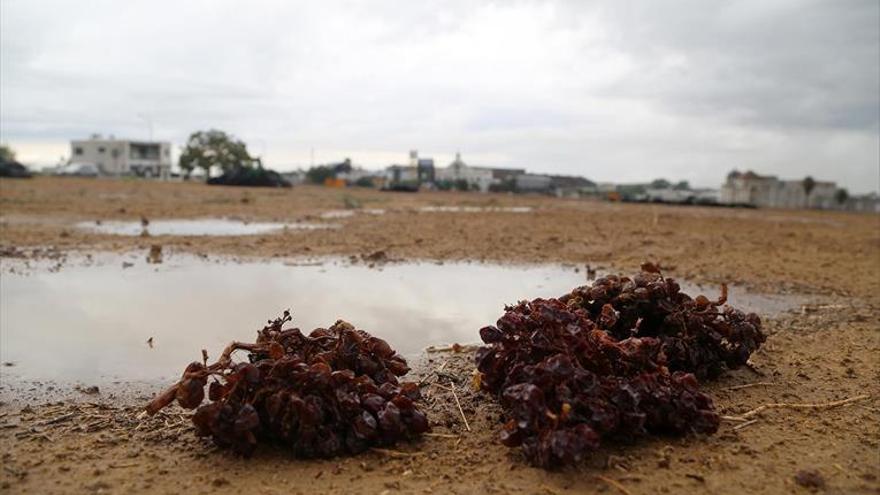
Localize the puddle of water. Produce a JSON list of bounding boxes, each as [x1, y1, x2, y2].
[[320, 209, 386, 219], [0, 256, 806, 387], [76, 218, 338, 236], [0, 257, 583, 384], [418, 206, 533, 213]]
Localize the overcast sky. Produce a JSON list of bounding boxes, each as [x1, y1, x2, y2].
[[1, 0, 878, 192]]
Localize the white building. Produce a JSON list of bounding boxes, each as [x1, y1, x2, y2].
[[70, 135, 172, 178], [385, 165, 419, 184], [720, 170, 838, 209], [435, 152, 496, 192]]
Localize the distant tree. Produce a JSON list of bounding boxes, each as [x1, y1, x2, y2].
[[335, 158, 353, 174], [178, 130, 253, 180], [650, 178, 672, 189], [306, 165, 336, 184], [802, 176, 816, 207], [835, 188, 849, 205], [673, 180, 691, 190], [0, 144, 16, 162]]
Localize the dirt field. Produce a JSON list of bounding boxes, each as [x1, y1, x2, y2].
[[1, 177, 878, 494]]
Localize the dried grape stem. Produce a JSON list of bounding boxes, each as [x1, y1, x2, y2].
[[145, 341, 263, 415]]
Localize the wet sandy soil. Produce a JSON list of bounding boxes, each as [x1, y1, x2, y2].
[[0, 177, 878, 494]]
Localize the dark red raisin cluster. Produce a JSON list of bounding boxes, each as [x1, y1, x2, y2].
[[147, 312, 429, 457], [561, 263, 765, 379], [476, 264, 764, 468]]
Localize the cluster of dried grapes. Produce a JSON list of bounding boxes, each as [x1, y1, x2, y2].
[[476, 263, 764, 467], [146, 312, 429, 457], [561, 263, 765, 380]]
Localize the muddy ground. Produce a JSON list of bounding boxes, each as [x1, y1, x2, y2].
[[0, 177, 878, 494]]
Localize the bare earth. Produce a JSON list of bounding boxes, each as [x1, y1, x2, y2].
[[0, 177, 878, 494]]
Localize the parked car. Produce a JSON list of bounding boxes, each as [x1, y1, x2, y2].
[[0, 159, 32, 178], [54, 163, 100, 177]]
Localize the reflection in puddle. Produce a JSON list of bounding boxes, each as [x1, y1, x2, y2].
[[418, 206, 533, 213], [0, 257, 581, 384], [0, 256, 806, 386], [76, 218, 338, 236]]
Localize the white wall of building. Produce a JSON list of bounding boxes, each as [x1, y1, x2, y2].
[[435, 153, 495, 192], [721, 172, 838, 209], [70, 137, 171, 178]]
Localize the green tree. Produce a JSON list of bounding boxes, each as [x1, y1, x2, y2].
[[178, 130, 253, 179], [673, 180, 691, 190], [650, 178, 672, 189], [0, 144, 16, 162], [802, 176, 816, 207], [835, 188, 849, 205]]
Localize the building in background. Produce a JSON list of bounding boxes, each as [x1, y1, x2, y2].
[[549, 175, 598, 197], [412, 151, 436, 184], [69, 135, 171, 178], [720, 170, 839, 209], [435, 152, 495, 191], [384, 149, 594, 195], [846, 193, 880, 213], [383, 150, 434, 190], [384, 164, 420, 190], [514, 173, 553, 193]]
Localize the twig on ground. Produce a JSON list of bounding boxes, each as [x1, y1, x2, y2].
[[423, 432, 459, 439], [426, 344, 479, 354], [539, 484, 562, 495], [35, 412, 76, 427], [832, 463, 849, 475], [418, 360, 447, 386], [744, 362, 764, 376], [723, 381, 778, 391], [721, 415, 748, 422], [596, 475, 633, 495], [371, 448, 424, 458], [732, 419, 759, 431], [728, 394, 869, 421], [449, 381, 471, 432]]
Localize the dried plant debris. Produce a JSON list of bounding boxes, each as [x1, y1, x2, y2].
[[147, 311, 429, 457], [476, 263, 765, 468], [561, 262, 765, 380]]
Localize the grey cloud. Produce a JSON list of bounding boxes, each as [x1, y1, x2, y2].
[[587, 0, 880, 131], [1, 0, 877, 193]]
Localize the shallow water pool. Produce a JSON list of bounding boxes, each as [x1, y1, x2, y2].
[[76, 218, 337, 236], [0, 255, 805, 387]]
